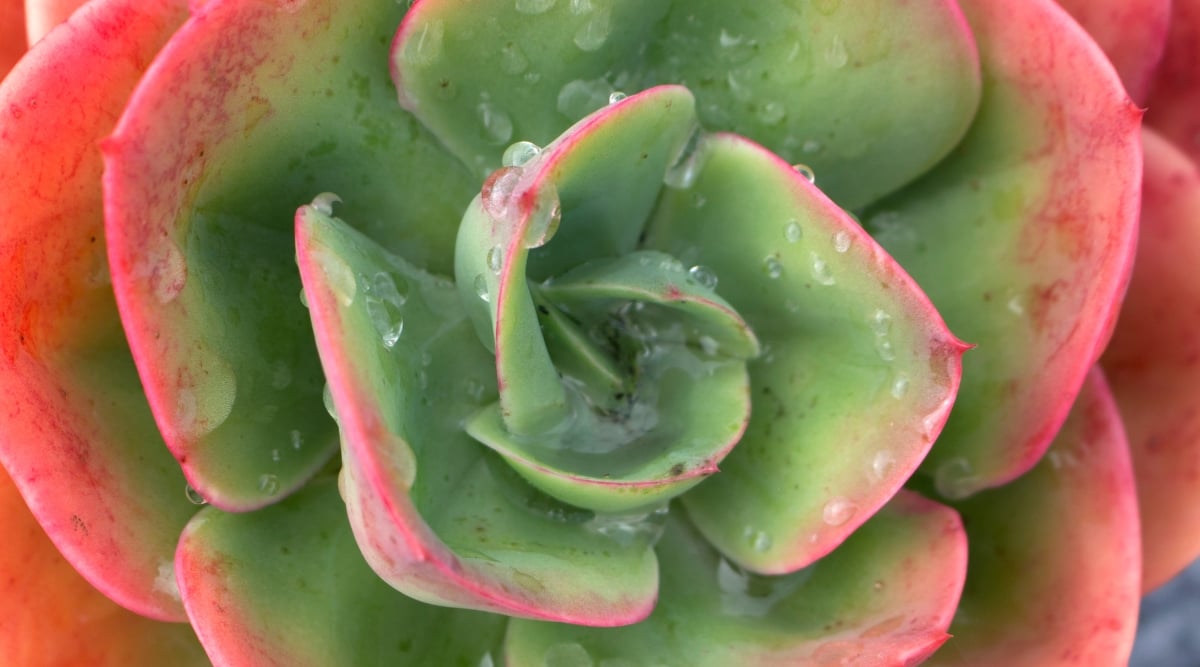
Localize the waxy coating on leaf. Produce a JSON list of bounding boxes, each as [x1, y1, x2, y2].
[[866, 0, 1142, 498], [297, 203, 659, 627], [394, 0, 982, 209], [506, 491, 967, 667], [1103, 129, 1200, 592], [177, 479, 507, 667], [927, 369, 1140, 666], [0, 467, 208, 666], [1055, 0, 1170, 104], [0, 0, 197, 621], [644, 132, 966, 575]]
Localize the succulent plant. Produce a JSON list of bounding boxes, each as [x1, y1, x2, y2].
[[1, 0, 1197, 665]]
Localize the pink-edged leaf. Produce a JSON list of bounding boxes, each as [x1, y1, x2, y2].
[[644, 132, 965, 575], [24, 0, 89, 45], [1055, 0, 1170, 104], [296, 203, 659, 627], [506, 491, 966, 666], [176, 478, 507, 667], [0, 0, 195, 621], [928, 368, 1140, 666], [1145, 0, 1200, 166], [864, 0, 1142, 498], [1102, 128, 1200, 592], [0, 466, 208, 666], [1, 0, 24, 77], [103, 0, 475, 510]]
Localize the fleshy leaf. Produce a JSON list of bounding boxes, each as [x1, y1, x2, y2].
[[103, 0, 476, 510], [506, 491, 966, 666], [455, 86, 751, 512], [1102, 129, 1200, 592], [297, 203, 659, 626], [393, 0, 981, 209], [0, 466, 208, 666], [177, 479, 506, 667], [927, 369, 1140, 665], [0, 0, 24, 77], [1145, 0, 1200, 166], [0, 0, 196, 620], [864, 0, 1141, 497], [1055, 0, 1170, 104], [644, 132, 965, 574]]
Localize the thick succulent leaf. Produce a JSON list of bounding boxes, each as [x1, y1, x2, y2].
[[24, 0, 88, 44], [1055, 0, 1170, 104], [864, 0, 1141, 497], [456, 86, 751, 512], [1, 0, 24, 77], [176, 479, 506, 667], [927, 369, 1140, 665], [103, 0, 477, 510], [506, 491, 966, 666], [0, 0, 196, 621], [393, 0, 981, 209], [297, 204, 659, 626], [1102, 129, 1200, 592], [1145, 0, 1200, 166], [0, 466, 208, 666], [644, 132, 965, 574]]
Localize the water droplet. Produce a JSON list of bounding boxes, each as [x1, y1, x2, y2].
[[875, 337, 896, 362], [809, 253, 835, 285], [687, 264, 718, 290], [873, 580, 885, 592], [299, 288, 309, 308], [716, 28, 757, 64], [515, 0, 556, 14], [822, 497, 857, 526], [258, 473, 280, 495], [664, 126, 706, 189], [1007, 295, 1025, 316], [690, 192, 707, 208], [310, 192, 341, 216], [870, 309, 892, 336], [481, 166, 522, 219], [502, 140, 541, 167], [474, 274, 490, 303], [756, 101, 785, 126], [312, 247, 356, 307], [793, 163, 816, 183], [290, 429, 303, 450], [573, 3, 612, 51], [784, 220, 803, 243], [522, 181, 562, 248], [173, 347, 237, 439], [556, 77, 612, 121], [477, 101, 513, 145], [698, 335, 720, 356], [935, 457, 978, 500], [870, 450, 896, 481], [406, 19, 444, 66], [323, 383, 338, 421], [823, 34, 848, 68], [487, 245, 504, 274], [802, 139, 823, 154], [271, 448, 281, 462], [366, 297, 405, 348], [185, 484, 207, 505], [762, 255, 784, 279], [890, 374, 909, 399], [833, 230, 852, 253], [607, 91, 627, 104], [544, 642, 594, 667], [479, 653, 496, 667], [744, 527, 773, 553], [499, 42, 530, 75]]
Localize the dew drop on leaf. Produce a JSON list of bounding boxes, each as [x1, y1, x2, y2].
[[822, 497, 857, 526], [784, 220, 803, 243], [502, 140, 541, 167]]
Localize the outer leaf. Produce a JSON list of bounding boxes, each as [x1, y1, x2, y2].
[[1054, 0, 1170, 104], [1102, 129, 1200, 592], [506, 491, 966, 666], [177, 479, 507, 667], [297, 204, 658, 626], [1, 0, 24, 77], [103, 0, 476, 509], [865, 0, 1141, 497], [645, 133, 965, 574], [927, 369, 1140, 665], [393, 0, 981, 209], [0, 466, 208, 666], [0, 0, 196, 620], [1145, 0, 1200, 166]]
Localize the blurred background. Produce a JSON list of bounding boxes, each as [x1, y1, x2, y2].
[[1132, 558, 1200, 666]]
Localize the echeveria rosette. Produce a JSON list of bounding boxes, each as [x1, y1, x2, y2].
[[0, 1, 1175, 667]]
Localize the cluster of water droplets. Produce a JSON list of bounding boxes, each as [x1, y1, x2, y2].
[[362, 270, 409, 349]]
